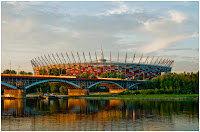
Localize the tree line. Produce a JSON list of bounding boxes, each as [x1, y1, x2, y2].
[[124, 71, 199, 94], [27, 82, 68, 95], [2, 69, 33, 75], [38, 68, 128, 79]]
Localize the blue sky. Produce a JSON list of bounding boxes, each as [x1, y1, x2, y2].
[[1, 1, 199, 73]]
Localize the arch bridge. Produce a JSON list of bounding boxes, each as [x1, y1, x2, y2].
[[1, 74, 144, 98]]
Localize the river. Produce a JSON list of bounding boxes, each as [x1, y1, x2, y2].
[[1, 98, 199, 131]]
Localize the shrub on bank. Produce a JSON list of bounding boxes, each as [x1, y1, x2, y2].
[[119, 89, 193, 95]]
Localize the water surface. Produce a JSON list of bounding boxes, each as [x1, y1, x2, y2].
[[1, 98, 199, 131]]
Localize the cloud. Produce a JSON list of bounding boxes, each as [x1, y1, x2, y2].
[[114, 9, 197, 54], [101, 2, 143, 15], [169, 10, 188, 23], [139, 33, 198, 53]]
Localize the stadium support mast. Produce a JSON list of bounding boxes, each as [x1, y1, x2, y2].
[[30, 60, 35, 67], [125, 52, 127, 77], [71, 52, 76, 63], [56, 53, 63, 64], [125, 52, 127, 63], [166, 60, 171, 67], [44, 55, 52, 66], [138, 54, 143, 63], [149, 56, 154, 64], [52, 53, 60, 67], [89, 52, 94, 73], [33, 59, 40, 68], [164, 59, 170, 66], [30, 60, 36, 67], [61, 53, 66, 63], [144, 56, 149, 64], [117, 51, 119, 74], [157, 57, 163, 65], [83, 52, 87, 63], [77, 51, 82, 73], [164, 59, 169, 66], [66, 52, 71, 64], [95, 51, 98, 62], [77, 52, 81, 63], [171, 60, 174, 67], [89, 52, 92, 63], [38, 57, 45, 66], [163, 59, 168, 66], [30, 60, 35, 70], [168, 60, 174, 67], [31, 59, 38, 67], [57, 53, 64, 69], [132, 54, 135, 63], [110, 51, 112, 72], [101, 47, 104, 60], [61, 52, 70, 68], [161, 58, 166, 65], [48, 54, 55, 65], [41, 56, 49, 67], [34, 58, 42, 67], [154, 57, 159, 65]]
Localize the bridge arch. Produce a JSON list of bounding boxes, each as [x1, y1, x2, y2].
[[87, 81, 124, 89], [25, 79, 81, 89], [129, 83, 140, 89], [1, 82, 18, 89]]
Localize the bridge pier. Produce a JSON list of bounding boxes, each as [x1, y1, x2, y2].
[[68, 89, 88, 96], [4, 88, 26, 99], [109, 89, 126, 94]]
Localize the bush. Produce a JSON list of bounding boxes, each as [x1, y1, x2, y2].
[[59, 86, 68, 94], [174, 90, 181, 94], [155, 88, 160, 94], [159, 89, 167, 94], [181, 90, 187, 94], [146, 89, 155, 94], [139, 90, 146, 94], [165, 90, 173, 94], [134, 90, 140, 94], [124, 90, 131, 94], [89, 74, 97, 78]]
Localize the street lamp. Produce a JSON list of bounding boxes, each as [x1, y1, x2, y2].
[[18, 66, 20, 75]]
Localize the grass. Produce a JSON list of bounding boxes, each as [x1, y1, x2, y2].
[[84, 94, 199, 98]]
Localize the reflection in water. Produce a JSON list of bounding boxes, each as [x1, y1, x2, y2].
[[1, 98, 199, 131]]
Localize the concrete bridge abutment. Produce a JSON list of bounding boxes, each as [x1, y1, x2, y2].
[[4, 88, 26, 99]]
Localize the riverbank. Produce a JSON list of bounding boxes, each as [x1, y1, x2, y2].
[[2, 94, 196, 100], [78, 94, 199, 100]]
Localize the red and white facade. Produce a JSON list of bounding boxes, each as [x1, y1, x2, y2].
[[31, 52, 174, 79]]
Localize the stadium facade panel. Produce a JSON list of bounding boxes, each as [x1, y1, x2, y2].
[[31, 51, 174, 79]]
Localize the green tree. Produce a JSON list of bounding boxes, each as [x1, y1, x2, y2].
[[3, 69, 17, 74], [81, 72, 90, 78], [27, 72, 33, 75], [39, 69, 48, 75], [20, 71, 27, 74], [49, 83, 60, 93], [59, 86, 68, 94], [89, 74, 97, 78]]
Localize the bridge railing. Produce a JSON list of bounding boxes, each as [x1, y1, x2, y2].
[[1, 74, 130, 81]]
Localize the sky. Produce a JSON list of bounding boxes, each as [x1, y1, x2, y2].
[[1, 1, 199, 73]]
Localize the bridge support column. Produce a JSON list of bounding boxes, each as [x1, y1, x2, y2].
[[68, 89, 88, 96], [4, 88, 26, 99], [109, 89, 126, 94]]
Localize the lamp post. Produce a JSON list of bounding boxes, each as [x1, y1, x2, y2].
[[9, 61, 11, 75], [18, 66, 20, 75]]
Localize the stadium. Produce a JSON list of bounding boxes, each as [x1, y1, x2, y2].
[[31, 50, 174, 79]]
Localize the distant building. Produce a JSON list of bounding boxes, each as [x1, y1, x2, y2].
[[161, 72, 166, 75], [181, 71, 186, 74]]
